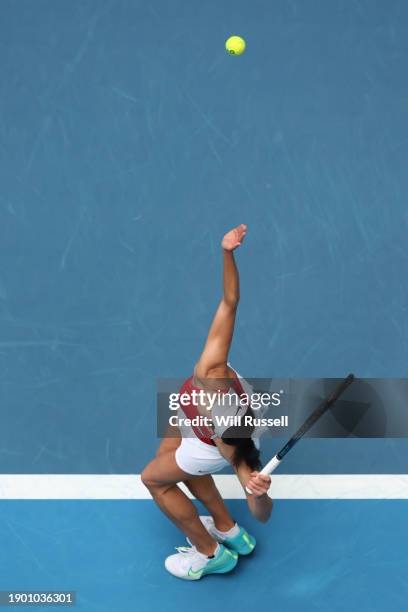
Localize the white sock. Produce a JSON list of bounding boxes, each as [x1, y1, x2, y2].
[[207, 542, 220, 559], [213, 522, 240, 538]]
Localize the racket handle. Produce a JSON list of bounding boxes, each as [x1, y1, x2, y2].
[[245, 455, 280, 494], [260, 455, 281, 476]]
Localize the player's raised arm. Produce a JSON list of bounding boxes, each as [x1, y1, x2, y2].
[[195, 224, 247, 380]]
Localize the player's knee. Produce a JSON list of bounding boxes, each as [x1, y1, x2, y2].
[[141, 465, 157, 490]]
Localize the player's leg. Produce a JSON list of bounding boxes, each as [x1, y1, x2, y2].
[[184, 475, 235, 531], [141, 452, 218, 556], [141, 425, 216, 554], [142, 455, 239, 579], [184, 474, 258, 556], [195, 224, 247, 381]]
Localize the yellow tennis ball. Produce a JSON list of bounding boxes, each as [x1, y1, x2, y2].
[[225, 35, 246, 56]]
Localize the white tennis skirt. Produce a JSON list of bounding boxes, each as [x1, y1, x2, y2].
[[175, 437, 230, 476]]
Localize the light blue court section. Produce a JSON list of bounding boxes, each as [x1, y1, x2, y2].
[[0, 500, 407, 612]]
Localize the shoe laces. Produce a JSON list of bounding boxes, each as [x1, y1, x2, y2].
[[175, 545, 199, 556], [174, 545, 207, 571], [175, 544, 217, 557]]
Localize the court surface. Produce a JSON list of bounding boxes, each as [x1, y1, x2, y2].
[[1, 1, 408, 610], [0, 499, 407, 611]]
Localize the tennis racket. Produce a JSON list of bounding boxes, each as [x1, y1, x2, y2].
[[246, 373, 355, 494]]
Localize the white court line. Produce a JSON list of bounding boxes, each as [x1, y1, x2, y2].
[[0, 475, 408, 500]]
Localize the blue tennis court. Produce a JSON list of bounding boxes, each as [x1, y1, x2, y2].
[[1, 500, 407, 611], [1, 1, 408, 610]]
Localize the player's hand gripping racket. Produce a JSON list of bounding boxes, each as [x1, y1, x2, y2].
[[246, 373, 355, 494]]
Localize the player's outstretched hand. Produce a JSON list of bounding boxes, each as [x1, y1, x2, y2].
[[246, 472, 271, 497], [221, 224, 247, 251]]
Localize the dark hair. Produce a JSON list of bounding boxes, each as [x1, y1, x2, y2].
[[221, 407, 261, 471], [222, 436, 261, 471]]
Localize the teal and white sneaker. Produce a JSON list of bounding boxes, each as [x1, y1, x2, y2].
[[164, 543, 238, 580], [188, 516, 256, 556]]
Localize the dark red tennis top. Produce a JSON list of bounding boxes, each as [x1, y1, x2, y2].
[[178, 375, 246, 445]]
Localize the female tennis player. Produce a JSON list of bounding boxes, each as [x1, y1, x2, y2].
[[141, 224, 272, 580]]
